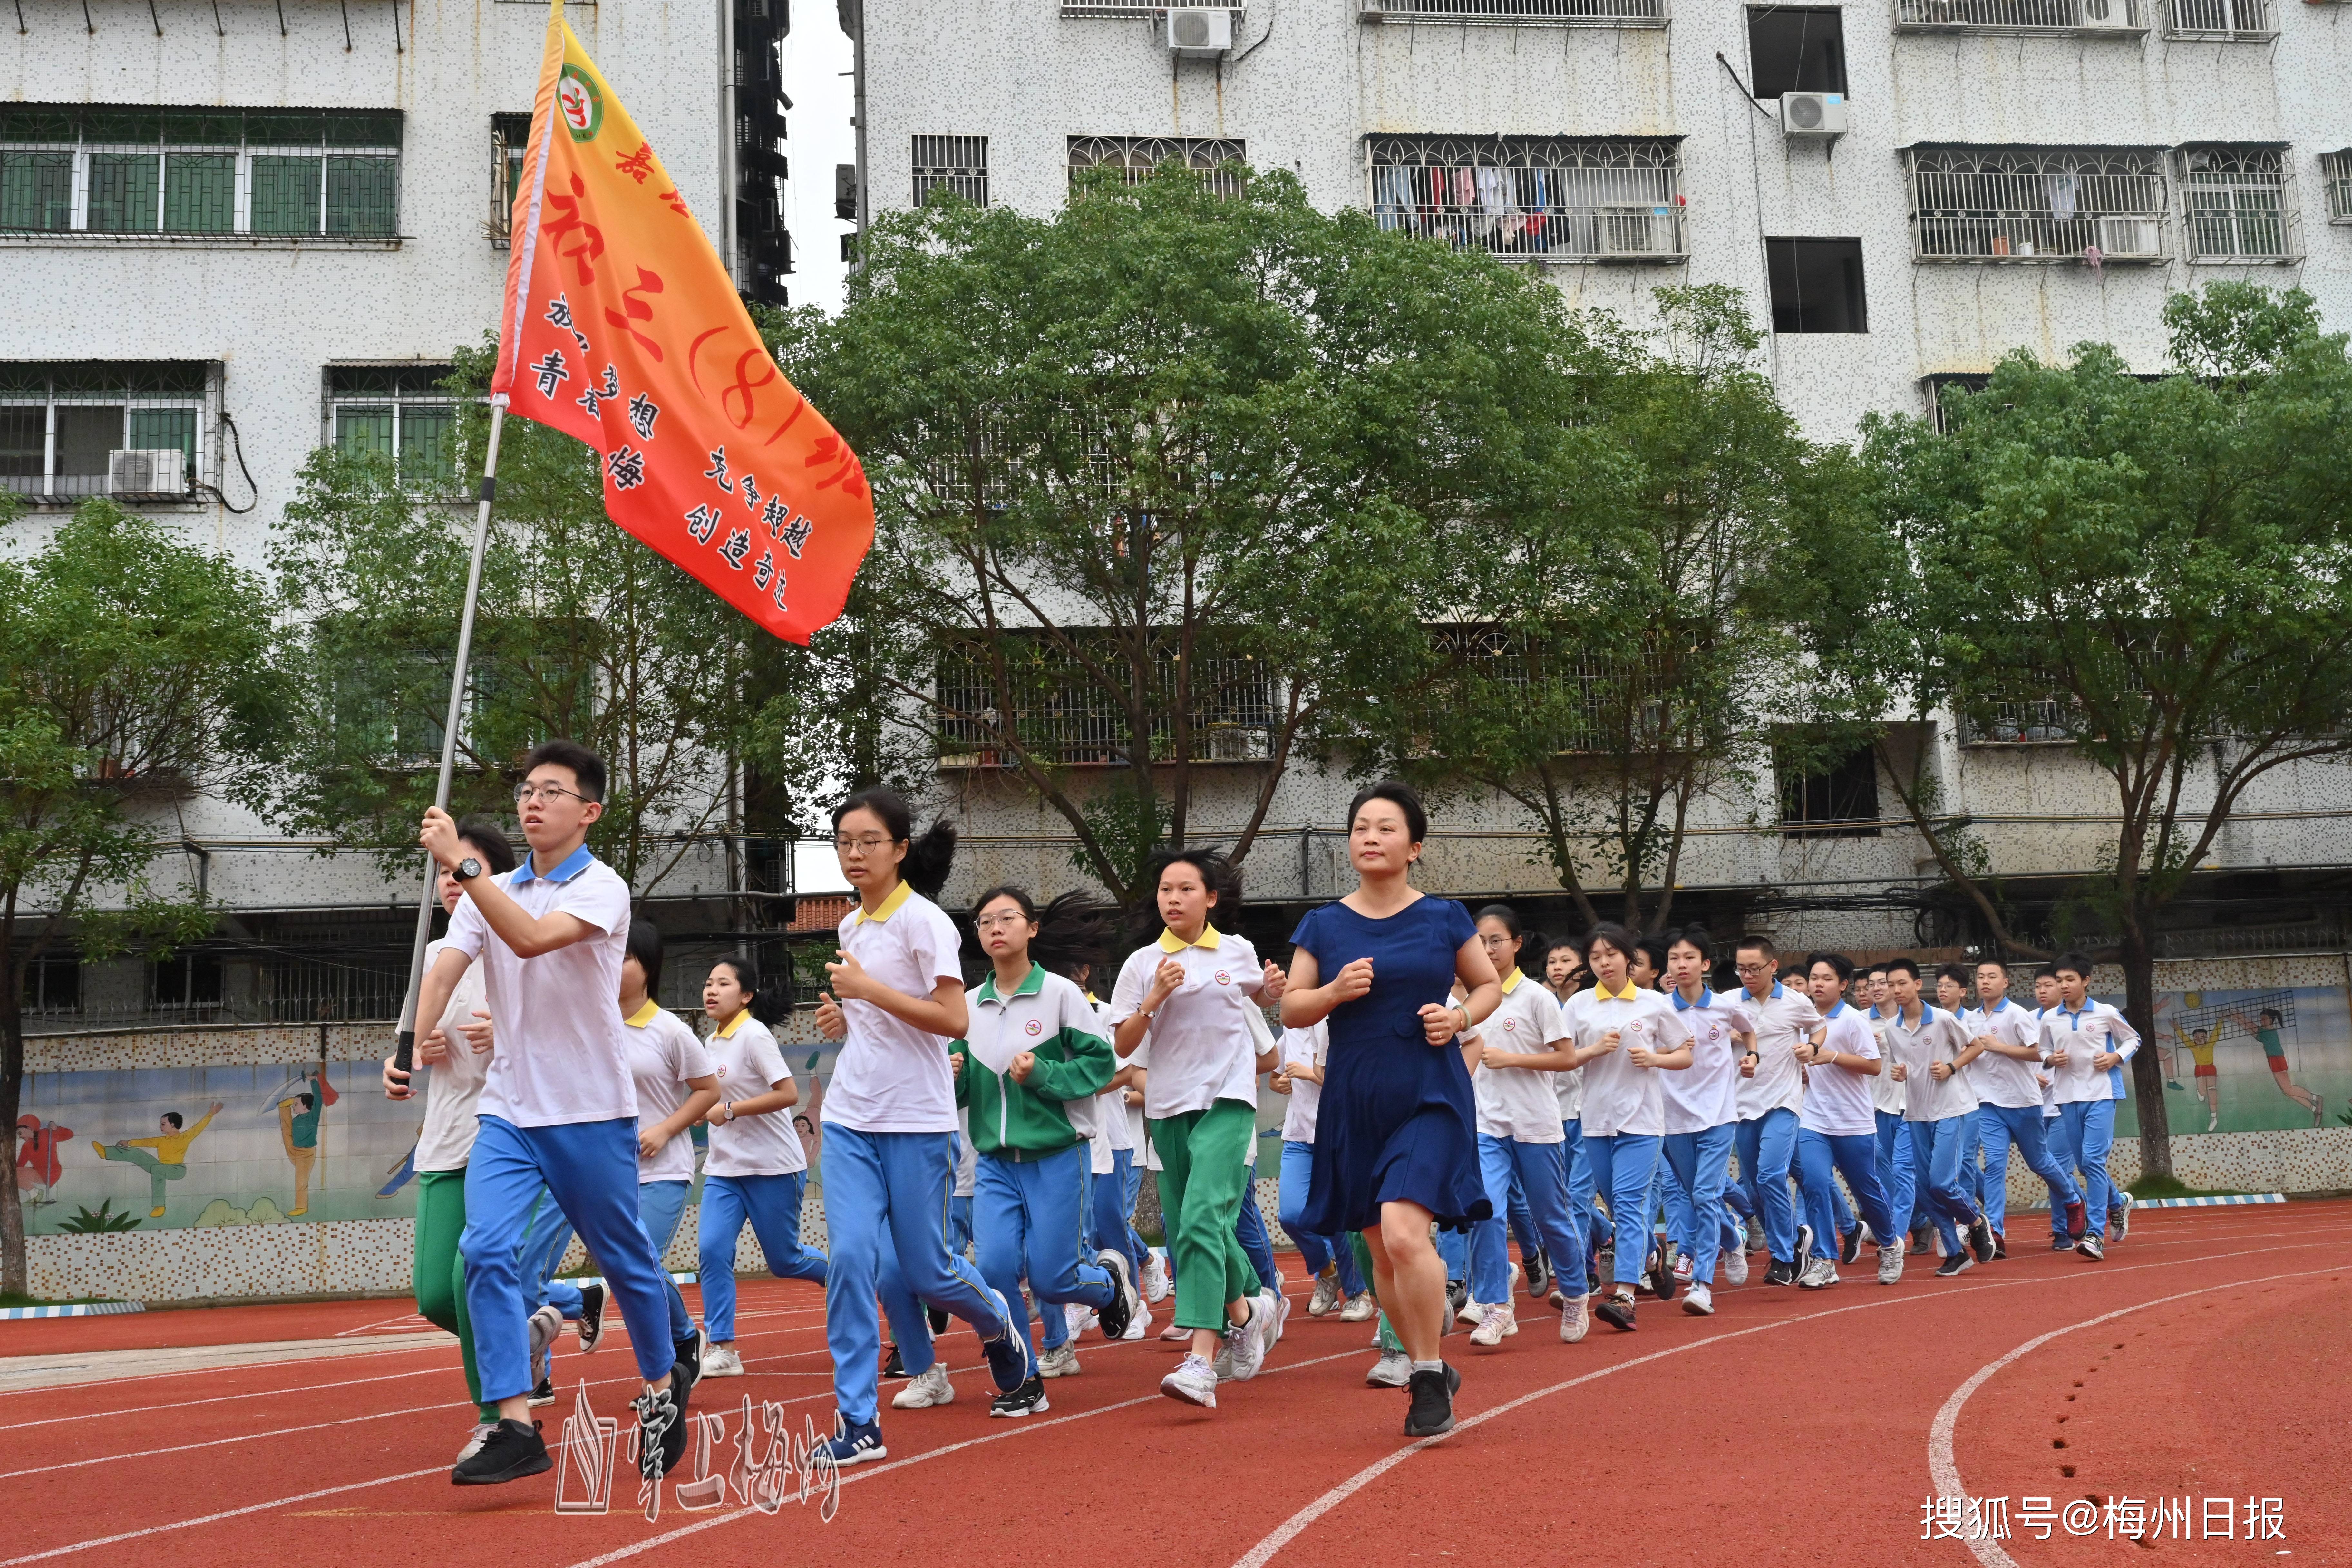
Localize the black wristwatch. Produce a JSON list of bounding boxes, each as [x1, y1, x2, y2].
[[454, 856, 484, 882]]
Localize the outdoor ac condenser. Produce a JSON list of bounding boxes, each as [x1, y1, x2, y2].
[[1166, 7, 1234, 54], [1780, 92, 1850, 138], [108, 448, 186, 496]]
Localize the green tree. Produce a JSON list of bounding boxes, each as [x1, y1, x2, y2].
[[763, 165, 1583, 902], [263, 344, 835, 894], [0, 501, 279, 1293], [1855, 283, 2352, 1177]]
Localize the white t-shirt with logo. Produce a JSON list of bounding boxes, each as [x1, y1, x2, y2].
[[1107, 926, 1266, 1118], [1276, 1021, 1331, 1144], [1884, 1002, 1981, 1123], [1471, 973, 1573, 1143], [1963, 997, 2046, 1111], [1560, 982, 1696, 1139], [622, 1001, 715, 1183], [1541, 988, 1585, 1123], [1799, 1002, 1881, 1138], [1733, 981, 1824, 1122], [821, 881, 966, 1134], [412, 938, 491, 1173], [705, 1012, 805, 1177], [1089, 995, 1135, 1175], [1867, 1007, 1907, 1115], [2040, 999, 2141, 1105], [1660, 987, 1755, 1135]]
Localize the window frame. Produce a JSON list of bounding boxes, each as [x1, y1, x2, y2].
[[911, 134, 989, 208], [1893, 0, 2146, 34], [1774, 739, 1883, 839], [2174, 145, 2299, 264], [1764, 237, 1869, 334], [325, 364, 467, 497], [2325, 151, 2352, 226], [1357, 0, 1667, 27], [1903, 146, 2169, 264], [0, 361, 214, 506], [2162, 0, 2274, 38], [1365, 135, 1688, 263], [488, 112, 533, 248], [1747, 6, 1849, 100], [1068, 136, 1248, 198]]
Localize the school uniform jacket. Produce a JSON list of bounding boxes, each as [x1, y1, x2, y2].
[[950, 965, 1116, 1160]]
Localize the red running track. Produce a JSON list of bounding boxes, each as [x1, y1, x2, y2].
[[3, 1202, 2346, 1568]]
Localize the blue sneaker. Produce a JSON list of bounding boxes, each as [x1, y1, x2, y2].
[[819, 1416, 887, 1466], [980, 1288, 1036, 1394]]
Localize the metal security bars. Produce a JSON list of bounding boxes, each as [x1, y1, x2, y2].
[[0, 106, 401, 239], [1360, 0, 1667, 24], [0, 362, 208, 502], [1068, 137, 1247, 197], [1367, 137, 1686, 261], [488, 112, 532, 247], [935, 637, 1278, 768], [2317, 151, 2352, 224], [1894, 0, 2143, 32], [912, 135, 989, 207], [2176, 147, 2297, 262], [2164, 0, 2273, 35], [326, 365, 462, 494], [1906, 148, 2167, 262]]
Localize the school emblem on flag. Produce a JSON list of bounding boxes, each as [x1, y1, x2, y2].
[[491, 0, 873, 645]]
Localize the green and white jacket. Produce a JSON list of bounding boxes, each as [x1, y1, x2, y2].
[[950, 964, 1116, 1160]]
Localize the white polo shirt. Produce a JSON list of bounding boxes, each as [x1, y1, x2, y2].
[[1276, 1021, 1332, 1144], [2040, 999, 2140, 1105], [445, 843, 636, 1129], [1560, 980, 1695, 1139], [1541, 987, 1585, 1123], [621, 1000, 714, 1182], [1734, 981, 1823, 1122], [705, 1010, 804, 1177], [1470, 971, 1573, 1143], [412, 938, 490, 1173], [821, 880, 966, 1134], [1867, 1007, 1907, 1116], [1963, 997, 2046, 1111], [1089, 996, 1135, 1176], [1107, 925, 1266, 1118], [1884, 1002, 1981, 1123], [1661, 986, 1754, 1135], [1799, 1001, 1881, 1138]]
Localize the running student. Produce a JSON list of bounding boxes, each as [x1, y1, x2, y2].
[[1112, 848, 1286, 1413], [1935, 964, 1987, 1220], [1077, 959, 1153, 1342], [697, 957, 827, 1377], [1883, 958, 1997, 1278], [2041, 953, 2140, 1261], [1658, 928, 1752, 1313], [1284, 782, 1498, 1438], [1791, 953, 1905, 1288], [1461, 905, 1590, 1345], [1863, 963, 1921, 1257], [1728, 935, 1823, 1287], [384, 813, 513, 1461], [619, 925, 718, 1383], [1965, 959, 2085, 1257], [812, 787, 1033, 1466], [1540, 938, 1603, 1289], [1560, 923, 1695, 1335], [949, 888, 1136, 1417], [1272, 1018, 1375, 1321], [415, 740, 695, 1487]]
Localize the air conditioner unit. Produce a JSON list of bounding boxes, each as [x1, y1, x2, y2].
[[2096, 214, 2162, 258], [1779, 92, 1849, 138], [1599, 211, 1667, 256], [1166, 7, 1233, 54], [2076, 0, 2136, 27], [108, 448, 186, 496]]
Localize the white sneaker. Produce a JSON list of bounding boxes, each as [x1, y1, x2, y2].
[[1226, 1292, 1278, 1381], [1455, 1295, 1483, 1325], [1270, 1271, 1289, 1340], [700, 1344, 744, 1378], [1681, 1281, 1714, 1317], [1798, 1256, 1839, 1290], [1308, 1267, 1342, 1317], [1140, 1253, 1171, 1303], [1160, 1353, 1217, 1408], [1365, 1349, 1412, 1387], [1559, 1294, 1590, 1343], [456, 1420, 497, 1462], [1338, 1290, 1377, 1322], [1672, 1253, 1694, 1284], [1121, 1307, 1151, 1341], [1064, 1302, 1095, 1339], [1037, 1344, 1080, 1379], [1470, 1301, 1515, 1347], [890, 1362, 954, 1408], [1723, 1247, 1750, 1288], [1876, 1238, 1906, 1286]]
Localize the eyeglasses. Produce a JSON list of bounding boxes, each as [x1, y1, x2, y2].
[[975, 912, 1029, 931], [833, 833, 895, 853], [1734, 960, 1774, 974], [514, 781, 588, 805]]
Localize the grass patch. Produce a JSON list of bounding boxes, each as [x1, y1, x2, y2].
[[2126, 1174, 2256, 1201], [0, 1291, 127, 1308]]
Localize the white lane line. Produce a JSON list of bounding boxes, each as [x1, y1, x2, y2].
[[0, 1363, 464, 1434], [1924, 1262, 2344, 1568], [0, 1466, 449, 1566], [1226, 1237, 2352, 1568]]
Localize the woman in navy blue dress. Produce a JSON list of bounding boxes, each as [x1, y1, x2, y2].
[[1282, 781, 1501, 1438]]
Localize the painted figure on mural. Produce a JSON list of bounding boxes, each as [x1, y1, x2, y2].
[[15, 1113, 72, 1206], [2232, 1008, 2324, 1126], [93, 1103, 223, 1219], [279, 1070, 330, 1217]]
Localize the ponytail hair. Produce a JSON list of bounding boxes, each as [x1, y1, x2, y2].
[[972, 886, 1120, 984], [1132, 845, 1240, 944], [625, 917, 665, 1000], [833, 785, 957, 900], [709, 954, 784, 1027]]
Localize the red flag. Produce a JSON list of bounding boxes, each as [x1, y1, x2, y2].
[[491, 0, 872, 645]]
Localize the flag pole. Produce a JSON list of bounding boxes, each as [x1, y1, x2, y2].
[[394, 395, 510, 1074]]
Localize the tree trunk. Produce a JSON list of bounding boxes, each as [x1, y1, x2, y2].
[[2118, 922, 2174, 1182]]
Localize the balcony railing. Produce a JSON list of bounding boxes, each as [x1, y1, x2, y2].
[[1895, 0, 2144, 31], [2164, 0, 2273, 36], [1370, 138, 1686, 262], [936, 646, 1280, 769], [1907, 152, 2168, 263], [1360, 0, 1666, 24]]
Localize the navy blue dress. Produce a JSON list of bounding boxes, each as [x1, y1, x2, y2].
[[1290, 895, 1489, 1236]]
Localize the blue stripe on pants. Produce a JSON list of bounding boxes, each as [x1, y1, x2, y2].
[[974, 1143, 1113, 1359], [1470, 1135, 1587, 1303], [1797, 1128, 1898, 1252], [1733, 1108, 1799, 1263], [461, 1115, 680, 1401], [1659, 1122, 1737, 1285], [637, 1177, 695, 1346], [821, 1126, 1007, 1427], [698, 1171, 827, 1342], [1978, 1103, 2079, 1237], [1278, 1139, 1364, 1294], [1581, 1131, 1662, 1288], [2059, 1099, 2117, 1238], [1907, 1114, 1979, 1255]]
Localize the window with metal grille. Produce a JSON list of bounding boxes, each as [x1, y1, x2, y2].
[[0, 362, 208, 503], [488, 112, 532, 247], [1417, 625, 1668, 755], [1894, 0, 2143, 32], [1367, 136, 1685, 261], [912, 135, 988, 207], [1068, 137, 1247, 198], [2320, 151, 2352, 224], [2164, 0, 2272, 35], [328, 365, 462, 493], [935, 635, 1278, 767], [1359, 0, 1665, 24], [1906, 148, 2166, 263], [0, 106, 401, 238], [2176, 147, 2295, 262]]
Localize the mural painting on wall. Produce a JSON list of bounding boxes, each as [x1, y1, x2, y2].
[[2123, 986, 2347, 1138], [16, 1039, 851, 1235]]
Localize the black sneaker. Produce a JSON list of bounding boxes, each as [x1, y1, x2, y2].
[[2075, 1232, 2106, 1262], [1763, 1258, 1795, 1288], [1841, 1225, 1866, 1267], [1651, 1246, 1676, 1305], [882, 1343, 908, 1379], [577, 1282, 607, 1354], [451, 1418, 550, 1485], [1966, 1214, 1997, 1265], [673, 1333, 703, 1397], [1793, 1224, 1815, 1278], [633, 1382, 689, 1480], [529, 1375, 555, 1407], [927, 1307, 950, 1337], [989, 1374, 1049, 1418], [1593, 1293, 1637, 1332], [1934, 1252, 1974, 1279], [1403, 1366, 1455, 1438], [1094, 1249, 1137, 1342]]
